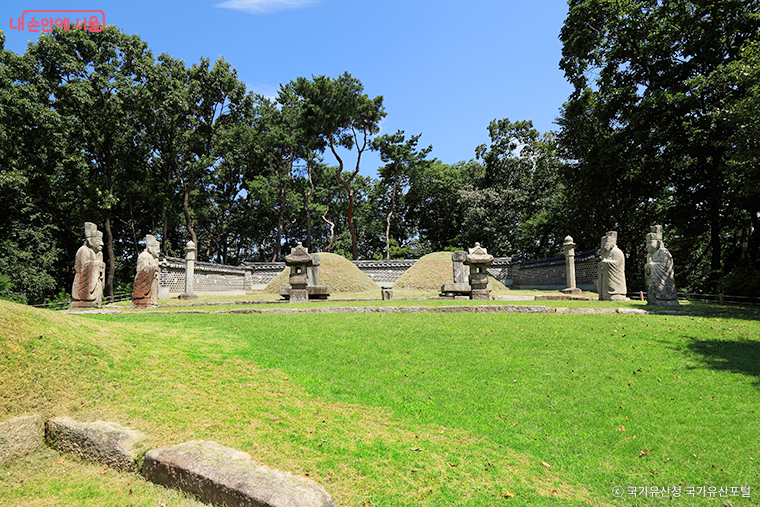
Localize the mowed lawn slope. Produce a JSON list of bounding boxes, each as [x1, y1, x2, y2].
[[2, 299, 760, 505]]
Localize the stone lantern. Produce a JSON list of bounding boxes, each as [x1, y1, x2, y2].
[[464, 243, 494, 300], [284, 242, 312, 303], [280, 242, 330, 302], [561, 236, 582, 296]]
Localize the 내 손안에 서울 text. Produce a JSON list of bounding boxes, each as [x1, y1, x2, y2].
[[9, 10, 105, 33]]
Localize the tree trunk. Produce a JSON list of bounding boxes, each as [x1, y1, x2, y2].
[[329, 140, 359, 259], [304, 158, 315, 250], [386, 181, 396, 260], [104, 215, 115, 303], [322, 206, 334, 253], [275, 184, 286, 261], [183, 185, 198, 252]]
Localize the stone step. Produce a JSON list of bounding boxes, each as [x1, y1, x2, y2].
[[142, 440, 336, 507], [45, 417, 145, 472]]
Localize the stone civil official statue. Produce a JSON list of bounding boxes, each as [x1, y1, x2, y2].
[[598, 231, 627, 301], [70, 222, 105, 309], [132, 235, 160, 309], [644, 225, 679, 307]]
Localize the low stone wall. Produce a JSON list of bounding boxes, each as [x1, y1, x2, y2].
[[158, 255, 530, 295], [352, 260, 416, 288], [486, 257, 513, 285], [512, 250, 599, 291], [244, 261, 286, 289], [159, 257, 252, 297]]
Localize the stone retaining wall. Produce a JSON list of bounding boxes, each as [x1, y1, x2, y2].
[[352, 260, 416, 287]]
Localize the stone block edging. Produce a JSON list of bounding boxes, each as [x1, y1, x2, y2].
[[2, 415, 337, 507], [45, 417, 146, 472], [0, 415, 43, 466], [64, 304, 656, 316], [143, 440, 336, 507]]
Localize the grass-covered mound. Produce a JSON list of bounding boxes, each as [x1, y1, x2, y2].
[[392, 251, 509, 293], [262, 252, 378, 294]]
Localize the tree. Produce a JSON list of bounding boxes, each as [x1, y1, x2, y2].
[[146, 54, 249, 260], [373, 130, 432, 259], [558, 0, 760, 290], [28, 25, 155, 302], [294, 72, 386, 259], [406, 160, 482, 252], [464, 119, 565, 258], [0, 31, 66, 304]]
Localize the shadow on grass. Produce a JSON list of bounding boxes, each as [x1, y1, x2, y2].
[[685, 337, 760, 385]]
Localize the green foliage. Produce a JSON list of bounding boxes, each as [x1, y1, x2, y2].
[[558, 0, 760, 291], [464, 119, 565, 258], [718, 264, 760, 297]]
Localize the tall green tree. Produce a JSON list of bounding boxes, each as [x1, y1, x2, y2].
[[558, 0, 760, 290], [373, 130, 432, 259], [406, 160, 482, 252], [294, 72, 386, 259], [28, 25, 155, 301], [466, 119, 565, 258]]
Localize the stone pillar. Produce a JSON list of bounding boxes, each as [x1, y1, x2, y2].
[[381, 288, 393, 300], [561, 236, 582, 295], [179, 240, 198, 300], [465, 243, 494, 300]]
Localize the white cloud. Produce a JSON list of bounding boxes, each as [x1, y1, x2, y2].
[[215, 0, 318, 14]]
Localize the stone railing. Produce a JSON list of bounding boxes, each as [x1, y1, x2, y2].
[[511, 249, 599, 291]]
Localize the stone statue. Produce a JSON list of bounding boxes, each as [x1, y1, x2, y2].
[[132, 235, 160, 309], [70, 222, 105, 309], [644, 225, 679, 307], [598, 231, 627, 301]]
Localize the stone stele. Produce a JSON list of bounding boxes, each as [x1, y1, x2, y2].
[[142, 440, 337, 507], [441, 250, 472, 297], [598, 231, 627, 301], [132, 235, 160, 309], [644, 225, 679, 307], [70, 222, 105, 309]]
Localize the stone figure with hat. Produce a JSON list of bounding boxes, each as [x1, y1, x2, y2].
[[598, 231, 627, 301], [70, 222, 106, 309], [644, 225, 679, 307], [132, 235, 160, 309]]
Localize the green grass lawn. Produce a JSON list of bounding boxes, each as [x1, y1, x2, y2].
[[2, 299, 760, 506]]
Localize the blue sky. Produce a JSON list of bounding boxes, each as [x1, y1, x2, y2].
[[3, 0, 573, 177]]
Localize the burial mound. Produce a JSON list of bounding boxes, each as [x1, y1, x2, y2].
[[393, 251, 508, 292], [263, 252, 378, 294]]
